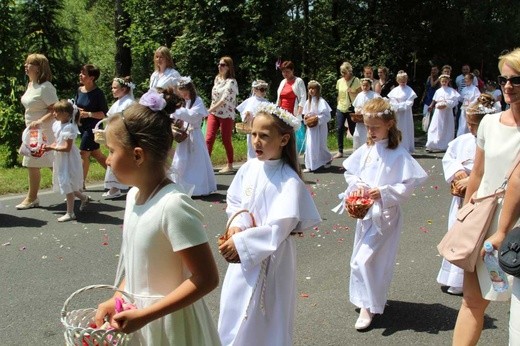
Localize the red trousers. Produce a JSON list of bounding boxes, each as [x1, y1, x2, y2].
[[205, 114, 234, 164]]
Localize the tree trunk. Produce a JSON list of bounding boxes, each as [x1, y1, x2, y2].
[[115, 0, 132, 76]]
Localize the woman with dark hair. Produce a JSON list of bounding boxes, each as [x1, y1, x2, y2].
[[16, 53, 58, 209], [75, 64, 109, 188], [374, 66, 395, 98], [206, 56, 238, 173], [149, 46, 181, 90]]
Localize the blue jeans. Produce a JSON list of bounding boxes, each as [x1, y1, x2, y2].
[[336, 109, 355, 153]]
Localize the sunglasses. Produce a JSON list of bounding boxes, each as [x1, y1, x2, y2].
[[218, 63, 228, 67], [497, 75, 520, 87]]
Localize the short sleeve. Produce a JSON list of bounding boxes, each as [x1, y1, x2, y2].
[[41, 82, 58, 106], [61, 124, 79, 140], [161, 192, 208, 251], [476, 114, 489, 150]]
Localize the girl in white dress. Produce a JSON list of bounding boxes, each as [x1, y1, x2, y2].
[[425, 74, 460, 152], [236, 80, 269, 160], [302, 80, 333, 172], [103, 76, 135, 199], [218, 103, 321, 346], [94, 89, 221, 345], [352, 78, 381, 150], [437, 94, 495, 295], [44, 100, 90, 222], [456, 73, 481, 137], [339, 98, 427, 330], [387, 70, 417, 153], [170, 76, 217, 197], [149, 46, 181, 90]]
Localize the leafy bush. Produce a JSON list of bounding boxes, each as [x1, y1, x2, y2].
[[0, 98, 24, 168]]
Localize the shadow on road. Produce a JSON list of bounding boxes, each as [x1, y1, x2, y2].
[[0, 213, 48, 228], [363, 300, 498, 336]]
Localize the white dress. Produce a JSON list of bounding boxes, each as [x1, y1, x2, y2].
[[457, 85, 480, 137], [387, 85, 417, 153], [425, 86, 460, 151], [436, 133, 476, 288], [475, 112, 520, 301], [51, 122, 83, 195], [121, 184, 221, 345], [342, 139, 427, 314], [149, 68, 181, 90], [171, 97, 216, 196], [236, 95, 269, 160], [105, 94, 135, 191], [303, 96, 332, 171], [352, 90, 381, 149], [218, 159, 321, 346]]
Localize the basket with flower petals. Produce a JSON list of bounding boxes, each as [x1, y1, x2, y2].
[[346, 196, 374, 219]]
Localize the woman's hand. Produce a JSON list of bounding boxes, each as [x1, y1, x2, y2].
[[219, 237, 240, 263], [480, 232, 506, 259], [28, 120, 41, 129], [454, 170, 469, 181]]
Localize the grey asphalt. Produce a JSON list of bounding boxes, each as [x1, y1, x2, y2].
[[0, 147, 510, 345]]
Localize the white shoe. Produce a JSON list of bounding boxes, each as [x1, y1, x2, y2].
[[447, 286, 463, 295], [102, 189, 125, 199], [58, 213, 76, 222], [302, 168, 311, 173], [79, 196, 92, 211], [355, 309, 373, 330], [15, 198, 40, 210]]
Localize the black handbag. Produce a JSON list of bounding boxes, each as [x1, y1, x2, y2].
[[499, 226, 520, 277]]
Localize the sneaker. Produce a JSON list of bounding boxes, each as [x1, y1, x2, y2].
[[79, 196, 92, 211], [447, 286, 463, 295], [15, 198, 40, 210], [102, 189, 125, 199], [57, 213, 76, 222], [333, 152, 343, 159]]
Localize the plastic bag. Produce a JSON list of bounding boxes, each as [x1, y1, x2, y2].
[[18, 127, 48, 158]]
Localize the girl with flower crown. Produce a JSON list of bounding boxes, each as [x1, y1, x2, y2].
[[337, 98, 427, 330], [456, 73, 481, 137], [351, 78, 381, 150], [218, 103, 321, 346], [102, 76, 136, 199], [94, 89, 221, 345], [437, 94, 495, 296], [387, 70, 417, 153], [302, 80, 333, 172], [170, 76, 217, 196], [425, 74, 460, 152], [236, 79, 270, 160]]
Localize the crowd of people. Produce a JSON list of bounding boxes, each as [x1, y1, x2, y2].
[[14, 46, 520, 345]]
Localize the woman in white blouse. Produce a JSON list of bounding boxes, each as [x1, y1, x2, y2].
[[206, 56, 239, 173], [149, 46, 180, 90]]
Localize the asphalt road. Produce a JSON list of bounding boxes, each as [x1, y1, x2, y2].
[[0, 147, 510, 346]]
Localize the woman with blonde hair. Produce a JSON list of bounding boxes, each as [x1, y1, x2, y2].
[[452, 48, 520, 345], [149, 46, 181, 90], [16, 53, 58, 209]]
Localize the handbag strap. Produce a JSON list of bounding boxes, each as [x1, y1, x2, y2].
[[346, 78, 356, 105], [502, 150, 520, 188]]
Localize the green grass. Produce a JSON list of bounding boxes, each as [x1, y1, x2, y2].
[[0, 130, 346, 196]]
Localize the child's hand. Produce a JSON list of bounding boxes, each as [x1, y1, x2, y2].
[[367, 188, 381, 200], [112, 309, 147, 334], [219, 237, 240, 263], [349, 187, 367, 198], [454, 177, 469, 190], [44, 144, 55, 152], [454, 170, 468, 181], [227, 226, 242, 237], [94, 298, 117, 328]]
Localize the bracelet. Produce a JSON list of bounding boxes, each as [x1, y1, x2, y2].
[[88, 112, 92, 118]]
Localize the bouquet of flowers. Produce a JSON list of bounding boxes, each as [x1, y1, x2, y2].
[[346, 195, 374, 219]]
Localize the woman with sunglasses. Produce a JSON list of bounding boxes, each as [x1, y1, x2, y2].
[[453, 48, 520, 345], [236, 80, 269, 160], [206, 56, 238, 173]]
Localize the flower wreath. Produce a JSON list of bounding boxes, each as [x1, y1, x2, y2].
[[362, 108, 394, 117], [255, 103, 301, 130], [114, 78, 136, 90], [466, 104, 496, 115], [178, 76, 192, 88]]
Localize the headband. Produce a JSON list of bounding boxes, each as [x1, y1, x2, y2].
[[178, 76, 192, 88], [308, 80, 321, 88], [114, 78, 135, 90], [361, 78, 373, 84], [252, 80, 268, 89], [255, 103, 301, 130], [439, 74, 451, 80]]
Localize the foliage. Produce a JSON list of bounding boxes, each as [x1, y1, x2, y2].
[[0, 95, 24, 168]]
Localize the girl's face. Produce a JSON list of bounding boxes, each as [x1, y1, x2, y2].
[[155, 53, 166, 70], [253, 87, 267, 97], [105, 125, 137, 185], [364, 116, 393, 142], [361, 81, 371, 92], [53, 110, 70, 123], [377, 69, 386, 79], [308, 87, 317, 96], [466, 113, 481, 136], [440, 78, 449, 87], [250, 114, 290, 161], [500, 63, 520, 106], [397, 77, 407, 86], [442, 68, 451, 76], [281, 68, 294, 80], [178, 88, 190, 100], [464, 75, 473, 86], [111, 81, 126, 99]]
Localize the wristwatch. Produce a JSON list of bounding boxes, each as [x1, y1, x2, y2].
[[88, 112, 92, 118]]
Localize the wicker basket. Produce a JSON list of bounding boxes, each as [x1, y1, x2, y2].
[[450, 180, 466, 198], [304, 115, 319, 128], [93, 119, 109, 145], [235, 121, 252, 134], [346, 196, 374, 219], [172, 119, 189, 143], [351, 113, 364, 123], [61, 284, 134, 346], [218, 209, 256, 263]]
